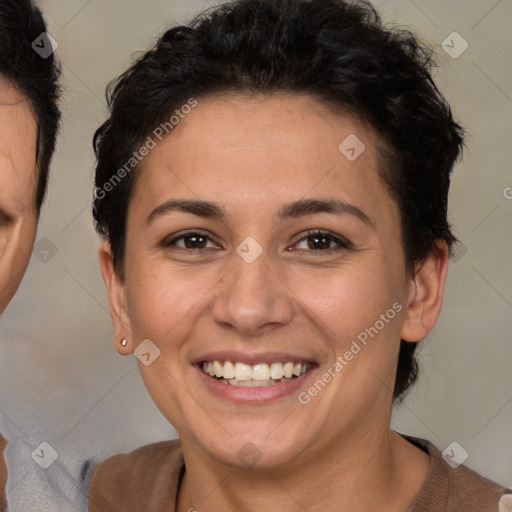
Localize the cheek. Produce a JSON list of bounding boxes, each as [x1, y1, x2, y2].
[[0, 213, 38, 311], [19, 213, 38, 248], [289, 257, 406, 391], [125, 260, 214, 344], [124, 263, 215, 425], [2, 213, 37, 262], [0, 226, 8, 259], [290, 260, 394, 335]]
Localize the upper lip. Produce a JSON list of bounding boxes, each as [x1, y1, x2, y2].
[[192, 351, 318, 367]]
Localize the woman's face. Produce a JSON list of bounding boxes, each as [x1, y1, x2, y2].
[[101, 94, 447, 468], [0, 77, 39, 313]]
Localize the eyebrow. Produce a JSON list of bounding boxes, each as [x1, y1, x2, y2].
[[146, 198, 374, 229]]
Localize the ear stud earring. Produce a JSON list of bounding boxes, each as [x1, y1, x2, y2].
[[121, 339, 127, 347]]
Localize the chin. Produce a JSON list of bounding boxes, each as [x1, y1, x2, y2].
[[189, 425, 310, 470]]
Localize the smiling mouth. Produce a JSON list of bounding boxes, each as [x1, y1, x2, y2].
[[201, 360, 311, 387]]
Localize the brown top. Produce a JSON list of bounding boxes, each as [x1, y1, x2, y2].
[[0, 434, 7, 512], [88, 433, 511, 512]]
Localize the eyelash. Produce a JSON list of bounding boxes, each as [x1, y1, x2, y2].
[[293, 230, 351, 254], [161, 229, 351, 255]]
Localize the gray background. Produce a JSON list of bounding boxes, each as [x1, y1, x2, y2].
[[0, 0, 510, 499]]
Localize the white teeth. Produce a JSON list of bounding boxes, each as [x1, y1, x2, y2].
[[201, 360, 310, 383], [213, 360, 223, 378], [252, 363, 270, 380], [223, 361, 235, 379], [270, 362, 283, 379], [234, 362, 252, 380]]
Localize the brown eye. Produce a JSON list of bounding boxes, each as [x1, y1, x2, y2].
[[293, 230, 351, 253], [180, 233, 208, 249], [162, 230, 220, 250]]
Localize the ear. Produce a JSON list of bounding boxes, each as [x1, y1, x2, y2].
[[98, 241, 133, 355], [401, 240, 449, 342]]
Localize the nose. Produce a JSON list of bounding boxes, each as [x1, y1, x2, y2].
[[211, 249, 294, 337]]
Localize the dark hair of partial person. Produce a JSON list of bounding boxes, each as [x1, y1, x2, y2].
[[92, 0, 465, 401], [0, 0, 61, 212]]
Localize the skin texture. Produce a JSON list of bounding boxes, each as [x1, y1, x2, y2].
[[100, 94, 449, 511], [0, 76, 39, 314]]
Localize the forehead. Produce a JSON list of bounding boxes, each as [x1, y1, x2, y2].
[[0, 76, 38, 215], [132, 93, 398, 228]]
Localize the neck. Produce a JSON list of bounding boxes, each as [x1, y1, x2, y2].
[[176, 428, 430, 512]]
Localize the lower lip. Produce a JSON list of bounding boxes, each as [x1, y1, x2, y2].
[[194, 364, 316, 403]]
